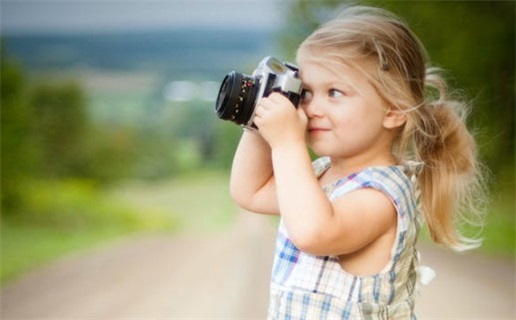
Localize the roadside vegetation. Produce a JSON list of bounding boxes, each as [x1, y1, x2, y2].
[[0, 52, 235, 284], [1, 179, 179, 283]]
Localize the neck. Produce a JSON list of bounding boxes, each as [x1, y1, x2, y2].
[[329, 148, 397, 177]]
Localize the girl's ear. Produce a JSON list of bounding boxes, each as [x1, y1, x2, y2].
[[383, 108, 407, 129]]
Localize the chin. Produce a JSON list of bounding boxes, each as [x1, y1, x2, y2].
[[308, 145, 330, 157]]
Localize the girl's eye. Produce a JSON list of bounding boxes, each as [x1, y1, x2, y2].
[[329, 89, 344, 98], [301, 89, 312, 102]]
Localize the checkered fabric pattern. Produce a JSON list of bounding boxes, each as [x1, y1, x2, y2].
[[267, 157, 423, 320]]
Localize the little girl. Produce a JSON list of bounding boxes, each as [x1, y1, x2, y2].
[[230, 5, 485, 319]]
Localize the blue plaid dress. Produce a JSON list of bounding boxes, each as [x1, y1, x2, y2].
[[267, 157, 423, 320]]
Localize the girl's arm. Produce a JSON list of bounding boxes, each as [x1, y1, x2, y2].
[[254, 93, 396, 257], [271, 143, 396, 256], [229, 130, 279, 215]]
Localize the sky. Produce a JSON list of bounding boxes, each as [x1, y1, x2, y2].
[[1, 0, 285, 34]]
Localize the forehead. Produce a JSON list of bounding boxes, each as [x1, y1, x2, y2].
[[298, 58, 370, 87]]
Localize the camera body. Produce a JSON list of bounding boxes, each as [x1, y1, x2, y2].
[[215, 56, 303, 129]]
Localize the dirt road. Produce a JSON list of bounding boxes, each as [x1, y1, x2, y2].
[[1, 212, 514, 319]]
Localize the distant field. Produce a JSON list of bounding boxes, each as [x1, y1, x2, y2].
[[76, 70, 160, 124], [110, 171, 238, 233], [79, 70, 219, 127]]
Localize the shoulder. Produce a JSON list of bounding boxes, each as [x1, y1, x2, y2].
[[329, 164, 422, 224], [327, 185, 397, 255], [334, 186, 397, 220], [331, 164, 420, 202]]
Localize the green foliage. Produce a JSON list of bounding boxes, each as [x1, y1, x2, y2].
[[25, 79, 141, 182], [29, 80, 90, 178], [81, 124, 142, 181], [0, 45, 35, 210], [20, 180, 144, 229], [0, 52, 152, 211], [277, 0, 344, 59], [211, 121, 242, 170], [369, 1, 515, 176], [419, 182, 515, 257]]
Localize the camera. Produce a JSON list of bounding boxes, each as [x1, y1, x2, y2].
[[215, 56, 303, 129]]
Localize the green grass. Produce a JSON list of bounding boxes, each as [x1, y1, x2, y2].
[[1, 222, 138, 284], [110, 170, 239, 233], [418, 185, 514, 256], [478, 187, 515, 256], [1, 178, 180, 285]]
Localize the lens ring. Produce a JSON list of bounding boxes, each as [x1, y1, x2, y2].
[[215, 71, 258, 125]]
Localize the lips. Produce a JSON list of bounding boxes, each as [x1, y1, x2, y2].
[[308, 127, 330, 133]]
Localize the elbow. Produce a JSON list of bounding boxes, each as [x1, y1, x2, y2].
[[287, 221, 350, 256], [229, 179, 258, 213], [229, 175, 278, 215], [288, 226, 329, 256], [229, 181, 248, 209]]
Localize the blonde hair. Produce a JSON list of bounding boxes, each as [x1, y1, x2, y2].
[[297, 6, 487, 251]]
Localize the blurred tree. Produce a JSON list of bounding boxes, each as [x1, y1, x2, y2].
[[29, 81, 144, 182], [29, 80, 90, 178], [279, 0, 515, 181], [81, 124, 141, 182], [1, 44, 144, 206], [0, 43, 35, 211], [211, 121, 242, 170], [375, 1, 515, 182], [277, 0, 343, 60]]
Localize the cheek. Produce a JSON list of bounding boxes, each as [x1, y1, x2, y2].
[[332, 108, 385, 141], [329, 107, 363, 130]]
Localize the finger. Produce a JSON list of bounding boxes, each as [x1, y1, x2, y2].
[[253, 112, 265, 129], [268, 92, 291, 104], [267, 92, 285, 101], [258, 98, 270, 109], [255, 102, 267, 115]]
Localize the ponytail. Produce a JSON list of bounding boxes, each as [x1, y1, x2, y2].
[[412, 69, 487, 251]]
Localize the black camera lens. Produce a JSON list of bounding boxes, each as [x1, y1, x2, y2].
[[215, 71, 258, 126]]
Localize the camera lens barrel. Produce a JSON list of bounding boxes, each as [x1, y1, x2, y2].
[[215, 57, 302, 129], [215, 71, 258, 126]]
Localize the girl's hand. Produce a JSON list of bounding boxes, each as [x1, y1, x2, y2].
[[253, 92, 308, 149]]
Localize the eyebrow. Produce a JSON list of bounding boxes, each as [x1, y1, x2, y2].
[[301, 79, 355, 92]]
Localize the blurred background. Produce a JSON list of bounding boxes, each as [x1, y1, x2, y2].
[[0, 0, 514, 317]]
